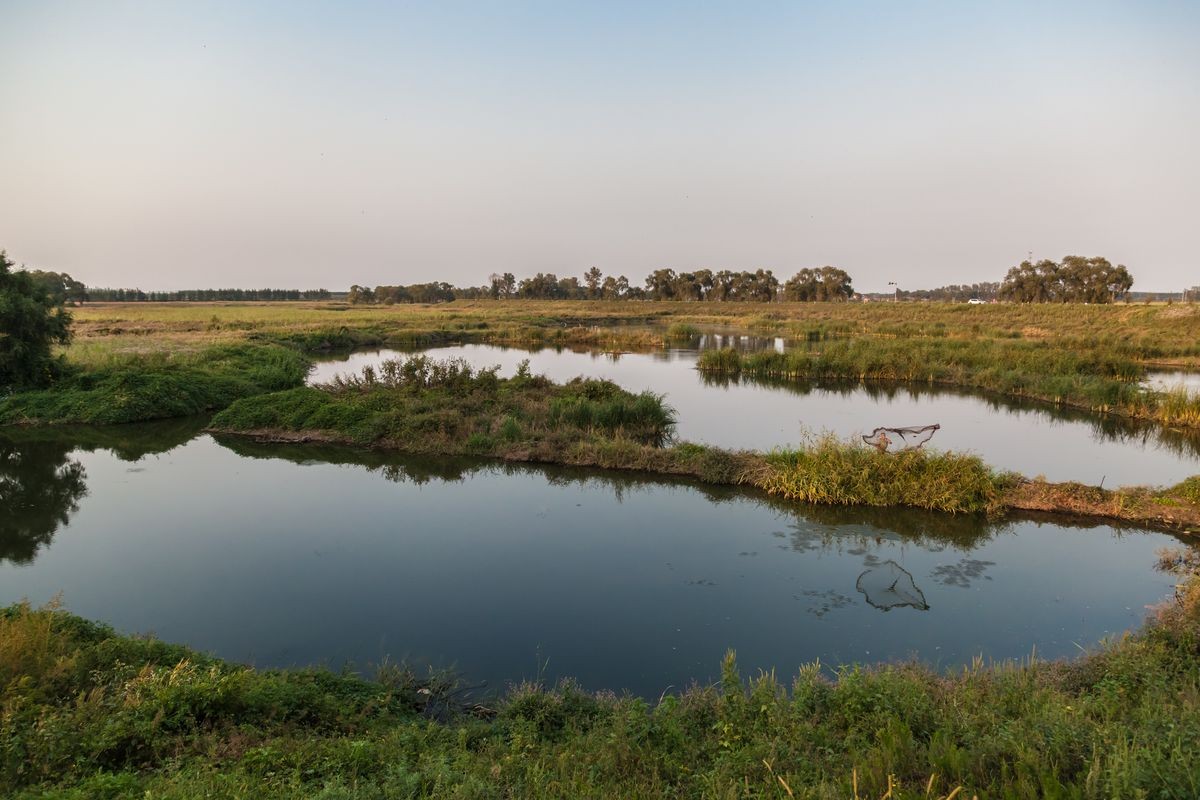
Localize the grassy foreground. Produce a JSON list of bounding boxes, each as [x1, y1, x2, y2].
[[5, 561, 1200, 799]]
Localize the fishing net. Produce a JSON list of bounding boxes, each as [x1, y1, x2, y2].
[[862, 424, 940, 452], [855, 560, 929, 611]]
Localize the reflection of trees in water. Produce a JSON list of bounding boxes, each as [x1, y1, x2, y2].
[[794, 588, 855, 618], [0, 437, 87, 564], [698, 372, 1200, 461], [0, 418, 206, 565], [5, 416, 208, 461], [931, 558, 996, 588]]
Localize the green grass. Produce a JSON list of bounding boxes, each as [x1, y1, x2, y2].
[[210, 355, 677, 452], [5, 561, 1200, 799], [759, 434, 1011, 514], [0, 344, 310, 425]]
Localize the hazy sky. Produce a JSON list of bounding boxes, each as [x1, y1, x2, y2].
[[1, 1, 1197, 292]]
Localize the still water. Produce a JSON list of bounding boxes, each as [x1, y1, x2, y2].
[[0, 423, 1182, 697], [1144, 370, 1200, 393], [311, 343, 1200, 487]]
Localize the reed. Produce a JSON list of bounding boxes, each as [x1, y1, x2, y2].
[[755, 434, 1009, 514]]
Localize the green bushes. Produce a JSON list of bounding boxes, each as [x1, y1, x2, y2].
[[6, 578, 1200, 798], [0, 344, 310, 425]]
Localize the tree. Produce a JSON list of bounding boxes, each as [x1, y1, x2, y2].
[[783, 267, 854, 301], [583, 267, 603, 299], [347, 285, 375, 304], [26, 271, 88, 305], [645, 269, 677, 300], [488, 272, 517, 299], [1, 251, 73, 389], [518, 273, 563, 299], [999, 256, 1133, 303]]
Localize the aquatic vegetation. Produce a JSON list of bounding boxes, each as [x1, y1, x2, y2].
[[5, 560, 1200, 798]]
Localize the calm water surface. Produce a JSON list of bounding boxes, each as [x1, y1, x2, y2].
[[311, 343, 1200, 487], [0, 424, 1183, 697], [1144, 370, 1200, 393]]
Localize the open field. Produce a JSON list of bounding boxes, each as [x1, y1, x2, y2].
[[63, 300, 1200, 367]]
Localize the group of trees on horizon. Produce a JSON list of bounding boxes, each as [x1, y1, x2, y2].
[[998, 256, 1134, 304], [84, 288, 334, 302], [351, 267, 855, 304]]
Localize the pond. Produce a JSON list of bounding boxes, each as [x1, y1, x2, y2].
[[0, 423, 1184, 698], [311, 343, 1200, 488]]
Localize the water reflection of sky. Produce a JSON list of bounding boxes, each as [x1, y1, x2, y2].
[[0, 430, 1181, 698], [310, 344, 1200, 487], [1143, 370, 1200, 393]]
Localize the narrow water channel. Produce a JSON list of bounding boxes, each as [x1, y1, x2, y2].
[[310, 343, 1200, 487]]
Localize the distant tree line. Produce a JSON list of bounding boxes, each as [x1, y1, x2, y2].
[[350, 267, 855, 304], [5, 251, 1143, 307], [998, 256, 1133, 304], [85, 287, 333, 302]]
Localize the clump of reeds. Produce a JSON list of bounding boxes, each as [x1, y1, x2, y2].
[[755, 433, 1008, 514], [1150, 387, 1200, 428], [666, 322, 701, 339]]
